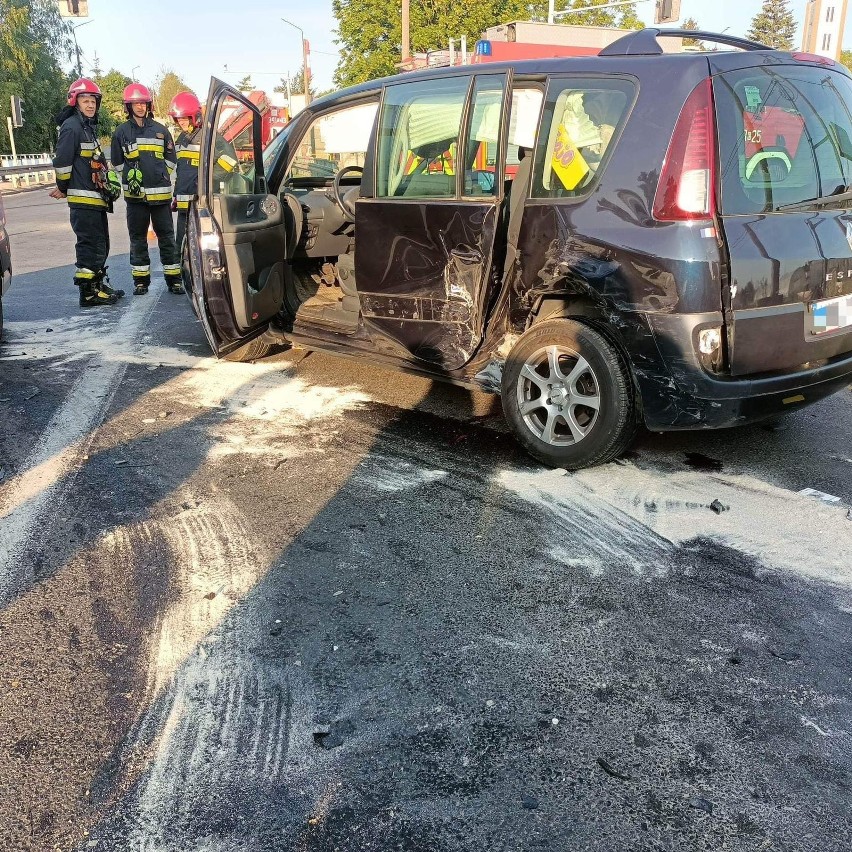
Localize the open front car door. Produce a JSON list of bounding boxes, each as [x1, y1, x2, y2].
[[184, 78, 287, 357]]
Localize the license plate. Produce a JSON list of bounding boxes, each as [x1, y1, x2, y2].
[[810, 293, 852, 335]]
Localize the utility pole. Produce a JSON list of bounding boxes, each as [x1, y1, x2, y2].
[[401, 0, 411, 66], [6, 117, 18, 165], [69, 19, 94, 77], [281, 18, 311, 106]]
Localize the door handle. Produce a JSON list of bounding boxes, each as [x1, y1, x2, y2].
[[246, 201, 256, 217]]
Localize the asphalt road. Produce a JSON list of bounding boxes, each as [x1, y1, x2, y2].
[[1, 188, 851, 852]]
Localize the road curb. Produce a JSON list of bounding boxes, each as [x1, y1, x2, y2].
[[0, 183, 52, 197]]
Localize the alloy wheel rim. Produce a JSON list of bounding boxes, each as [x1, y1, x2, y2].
[[516, 344, 601, 446]]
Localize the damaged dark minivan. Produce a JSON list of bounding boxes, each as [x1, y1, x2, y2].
[[184, 29, 852, 469]]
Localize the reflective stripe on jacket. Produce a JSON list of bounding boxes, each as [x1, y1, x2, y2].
[[111, 118, 177, 205], [174, 128, 201, 208]]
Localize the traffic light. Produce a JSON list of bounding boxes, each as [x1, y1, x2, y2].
[[654, 0, 682, 24], [10, 96, 23, 128]]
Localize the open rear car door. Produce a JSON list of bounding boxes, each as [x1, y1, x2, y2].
[[184, 78, 287, 357]]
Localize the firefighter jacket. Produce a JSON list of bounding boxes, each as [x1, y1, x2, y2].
[[53, 112, 111, 210], [174, 127, 201, 210], [111, 117, 177, 205], [173, 129, 240, 210]]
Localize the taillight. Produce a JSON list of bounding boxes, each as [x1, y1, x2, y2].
[[653, 78, 717, 221]]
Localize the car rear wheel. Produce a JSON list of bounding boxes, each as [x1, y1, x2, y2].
[[501, 319, 639, 469]]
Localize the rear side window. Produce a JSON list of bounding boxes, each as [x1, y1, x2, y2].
[[531, 77, 635, 199], [376, 76, 470, 199], [715, 67, 852, 214]]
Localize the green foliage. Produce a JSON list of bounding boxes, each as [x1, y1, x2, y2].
[[332, 0, 644, 88], [682, 16, 703, 48], [841, 50, 852, 73], [290, 65, 316, 98], [236, 75, 253, 92], [93, 68, 131, 141], [152, 68, 194, 119], [0, 0, 73, 151], [747, 0, 797, 50], [558, 0, 642, 28]]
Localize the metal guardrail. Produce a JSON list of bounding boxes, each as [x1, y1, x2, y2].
[[1, 153, 54, 169], [0, 168, 56, 189]]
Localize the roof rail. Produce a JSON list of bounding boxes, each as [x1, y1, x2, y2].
[[599, 28, 771, 57]]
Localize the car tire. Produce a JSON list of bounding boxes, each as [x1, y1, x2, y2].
[[501, 319, 639, 469], [224, 336, 277, 363]]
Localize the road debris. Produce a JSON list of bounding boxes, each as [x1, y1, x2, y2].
[[521, 794, 540, 810], [798, 488, 841, 504], [313, 719, 354, 750], [689, 796, 713, 815], [709, 499, 729, 514], [597, 758, 631, 781]]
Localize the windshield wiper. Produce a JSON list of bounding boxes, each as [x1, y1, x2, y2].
[[776, 187, 852, 212]]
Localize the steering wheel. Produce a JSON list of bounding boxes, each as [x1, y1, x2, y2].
[[332, 165, 364, 221]]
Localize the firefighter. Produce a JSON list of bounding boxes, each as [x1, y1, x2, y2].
[[168, 91, 240, 253], [168, 91, 202, 253], [50, 78, 123, 307], [111, 83, 183, 295]]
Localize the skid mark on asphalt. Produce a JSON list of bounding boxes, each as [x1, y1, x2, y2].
[[498, 467, 673, 575], [0, 290, 163, 603]]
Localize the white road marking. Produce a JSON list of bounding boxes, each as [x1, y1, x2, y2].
[[0, 291, 163, 603]]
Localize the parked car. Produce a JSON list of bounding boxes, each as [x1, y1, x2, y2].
[[0, 193, 11, 342], [183, 28, 852, 469]]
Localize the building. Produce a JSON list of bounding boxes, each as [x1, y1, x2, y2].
[[802, 0, 848, 60], [400, 22, 682, 71]]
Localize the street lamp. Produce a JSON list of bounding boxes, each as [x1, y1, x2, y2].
[[131, 66, 140, 81], [69, 18, 93, 77], [281, 18, 311, 105]]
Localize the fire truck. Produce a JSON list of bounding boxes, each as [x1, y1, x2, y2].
[[218, 90, 290, 162]]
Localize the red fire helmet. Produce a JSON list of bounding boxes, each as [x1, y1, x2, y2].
[[123, 83, 153, 105], [168, 91, 202, 128], [67, 78, 102, 107]]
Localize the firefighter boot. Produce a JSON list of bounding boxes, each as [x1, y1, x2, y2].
[[78, 281, 119, 307], [165, 274, 185, 295], [133, 276, 150, 296], [97, 267, 125, 298]]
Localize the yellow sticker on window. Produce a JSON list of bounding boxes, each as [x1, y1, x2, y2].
[[551, 124, 589, 191]]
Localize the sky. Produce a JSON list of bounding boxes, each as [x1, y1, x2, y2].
[[67, 0, 844, 98]]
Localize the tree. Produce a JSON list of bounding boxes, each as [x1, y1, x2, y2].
[[747, 0, 796, 50], [273, 76, 290, 95], [291, 64, 316, 98], [841, 50, 852, 73], [682, 16, 703, 49], [0, 0, 73, 151], [333, 0, 643, 88], [236, 74, 253, 92], [550, 0, 642, 29], [152, 68, 194, 118], [93, 67, 132, 140]]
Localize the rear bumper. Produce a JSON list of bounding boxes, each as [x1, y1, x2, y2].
[[641, 312, 852, 429]]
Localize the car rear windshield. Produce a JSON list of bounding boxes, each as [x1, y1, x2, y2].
[[715, 66, 852, 214]]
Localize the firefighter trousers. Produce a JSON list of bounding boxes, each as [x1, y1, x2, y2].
[[126, 201, 181, 285], [70, 207, 110, 286]]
